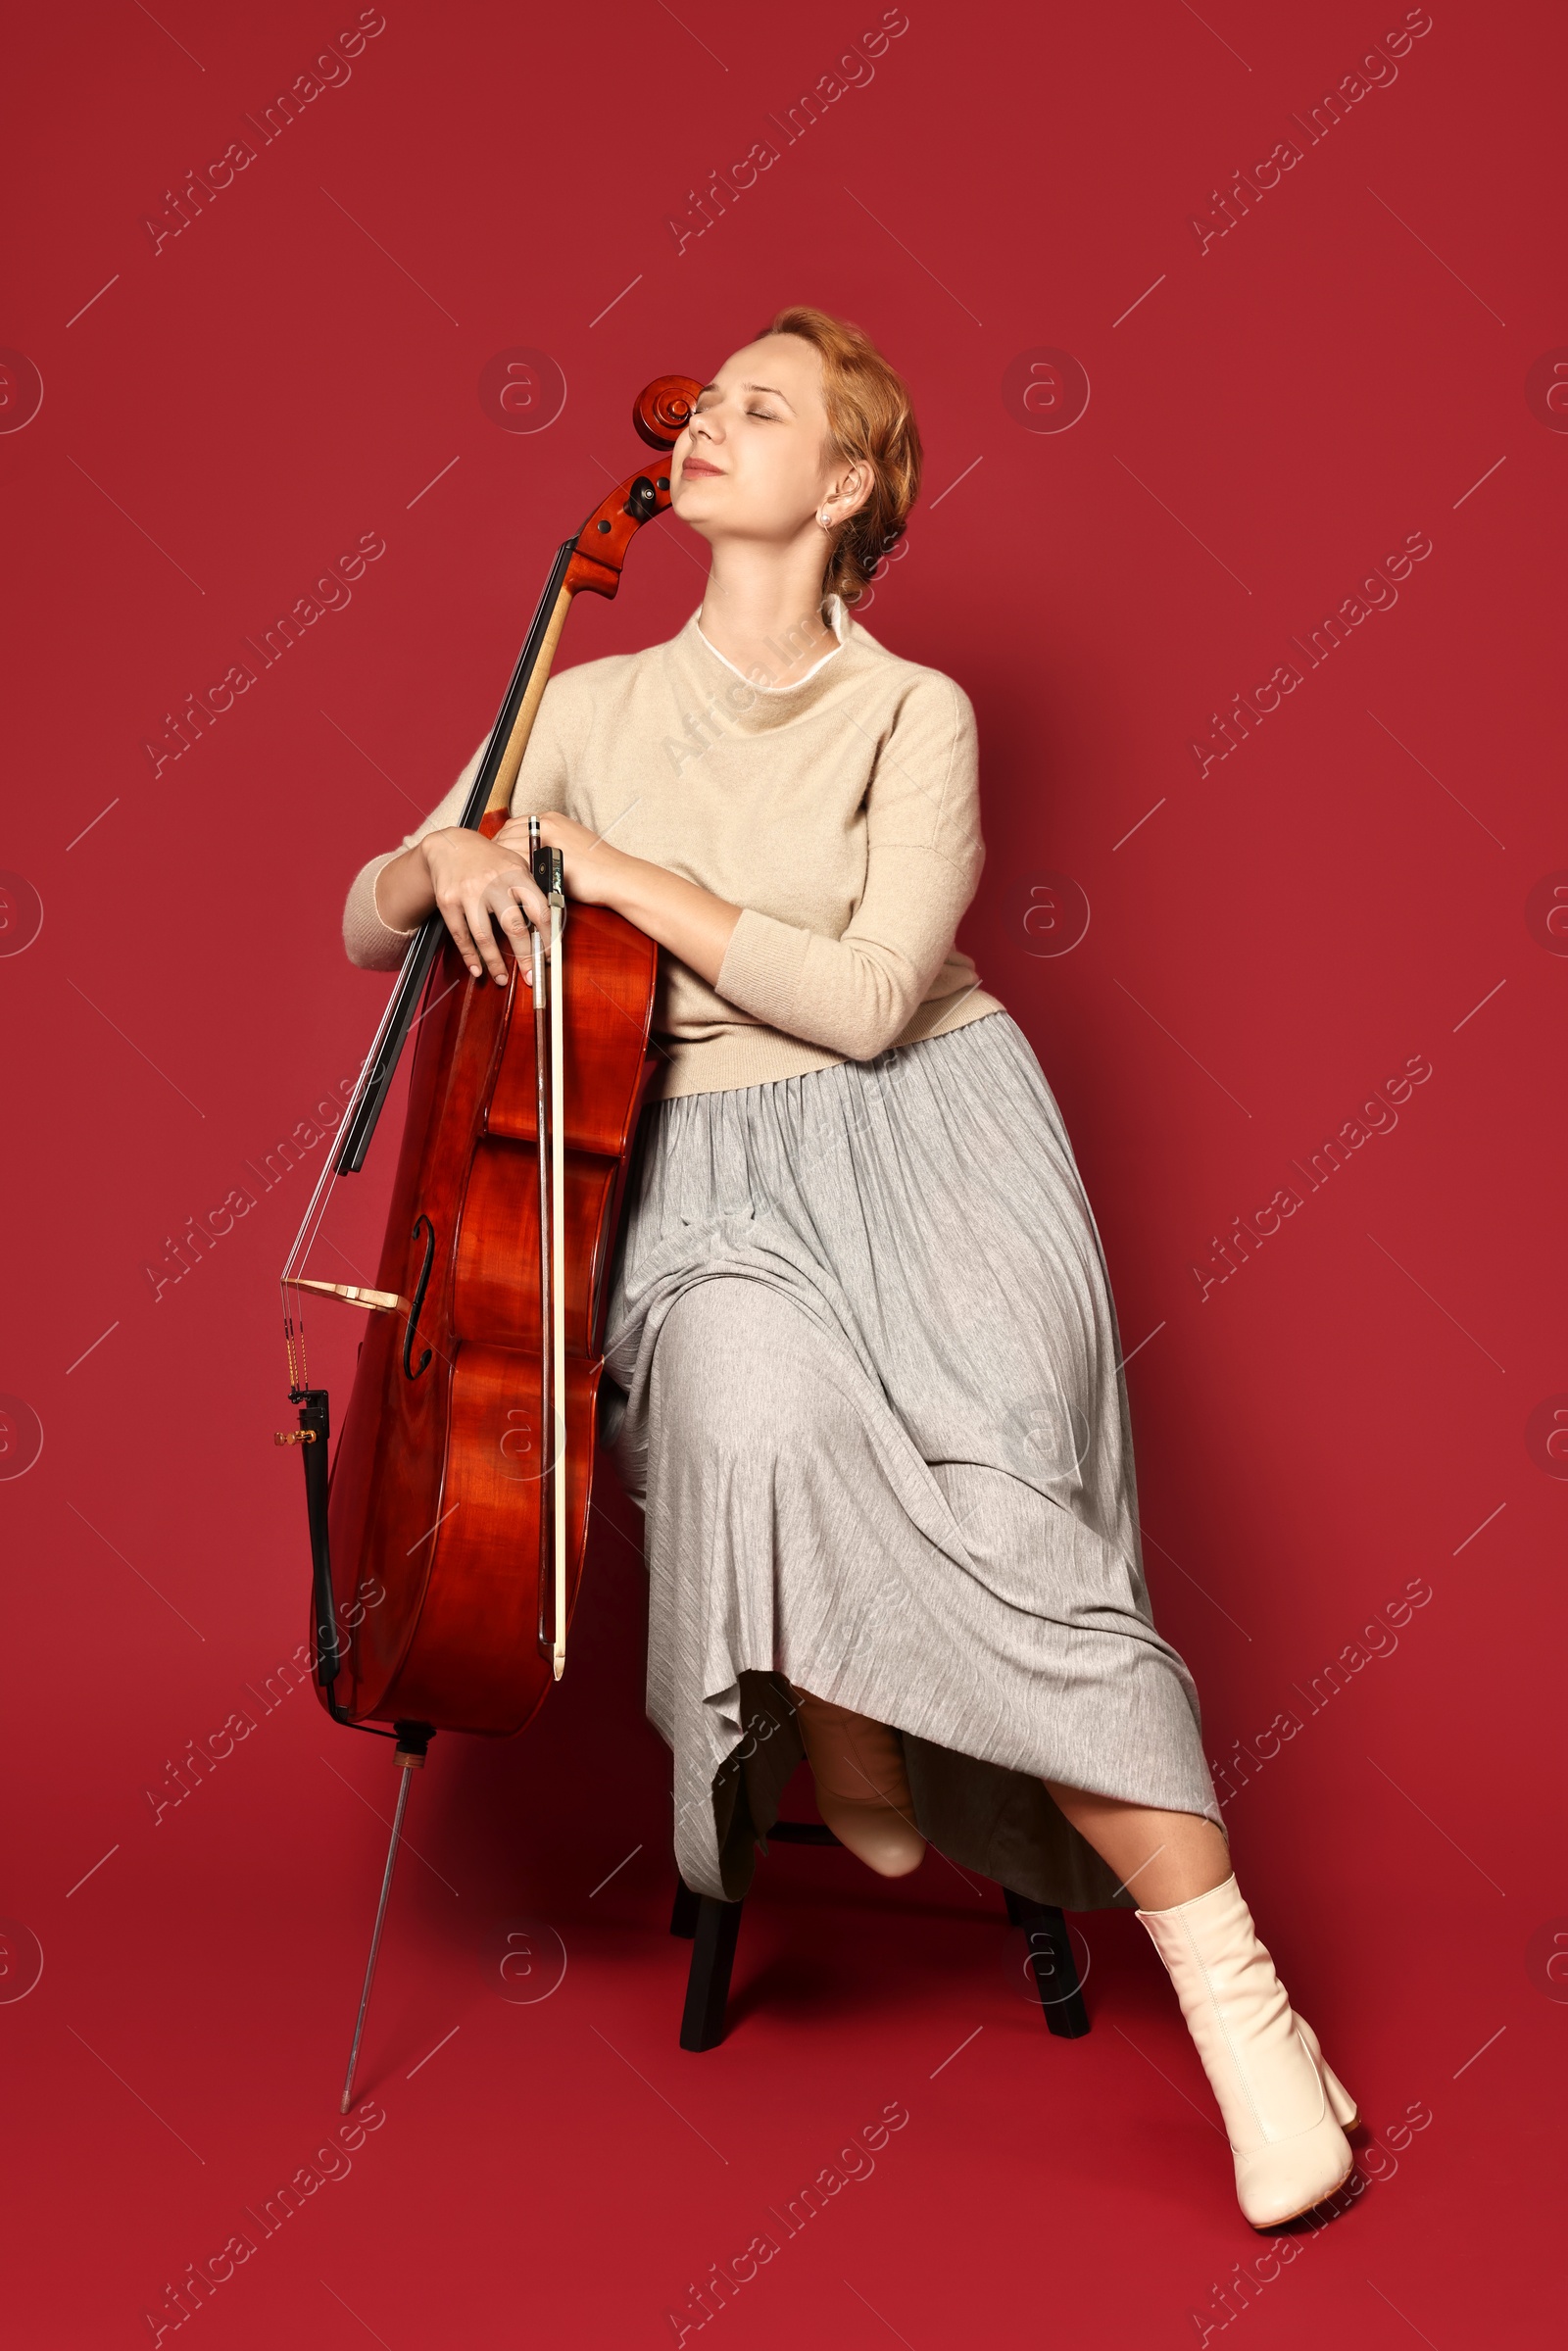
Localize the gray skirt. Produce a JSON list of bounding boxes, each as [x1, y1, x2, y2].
[[598, 1008, 1222, 1907]]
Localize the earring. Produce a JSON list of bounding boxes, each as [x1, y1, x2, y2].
[[816, 507, 833, 530]]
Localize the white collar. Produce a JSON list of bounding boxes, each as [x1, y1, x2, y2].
[[692, 593, 849, 692]]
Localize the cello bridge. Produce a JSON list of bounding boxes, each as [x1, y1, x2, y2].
[[288, 1278, 409, 1314]]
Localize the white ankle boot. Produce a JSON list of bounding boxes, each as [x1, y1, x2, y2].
[[787, 1687, 926, 1878], [1136, 1874, 1358, 2228]]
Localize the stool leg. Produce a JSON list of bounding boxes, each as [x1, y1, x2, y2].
[[679, 1896, 743, 2052], [1005, 1890, 1090, 2038], [669, 1877, 701, 1939]]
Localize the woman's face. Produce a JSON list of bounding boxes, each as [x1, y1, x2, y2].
[[670, 333, 867, 553]]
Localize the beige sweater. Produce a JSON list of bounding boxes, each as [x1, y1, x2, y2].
[[342, 594, 1005, 1101]]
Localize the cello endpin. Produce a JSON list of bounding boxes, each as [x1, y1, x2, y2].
[[337, 1726, 432, 2113]]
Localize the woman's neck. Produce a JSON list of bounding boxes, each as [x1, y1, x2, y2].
[[696, 551, 837, 689]]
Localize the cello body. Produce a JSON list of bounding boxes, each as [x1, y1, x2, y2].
[[322, 904, 659, 1737]]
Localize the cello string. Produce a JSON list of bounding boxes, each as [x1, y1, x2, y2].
[[280, 943, 418, 1390], [282, 971, 404, 1286]]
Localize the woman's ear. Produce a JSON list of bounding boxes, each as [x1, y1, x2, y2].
[[839, 463, 873, 520]]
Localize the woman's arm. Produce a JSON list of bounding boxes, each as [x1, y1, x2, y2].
[[343, 681, 579, 977], [494, 812, 742, 987], [344, 729, 738, 987], [705, 675, 985, 1058]]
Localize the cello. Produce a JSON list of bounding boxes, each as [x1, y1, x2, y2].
[[275, 372, 700, 2108]]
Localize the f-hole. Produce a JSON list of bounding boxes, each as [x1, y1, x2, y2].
[[403, 1216, 435, 1381]]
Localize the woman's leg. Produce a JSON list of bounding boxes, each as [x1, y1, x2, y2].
[[790, 1687, 926, 1878], [1047, 1780, 1359, 2230], [1044, 1783, 1230, 1910]]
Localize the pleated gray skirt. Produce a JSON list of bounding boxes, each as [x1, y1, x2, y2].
[[598, 1008, 1222, 1908]]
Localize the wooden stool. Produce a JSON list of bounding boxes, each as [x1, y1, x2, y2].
[[669, 1819, 1091, 2051]]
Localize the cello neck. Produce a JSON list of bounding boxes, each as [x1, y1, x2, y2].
[[482, 577, 576, 820]]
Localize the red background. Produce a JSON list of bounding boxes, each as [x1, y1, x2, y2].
[[2, 1, 1561, 2343]]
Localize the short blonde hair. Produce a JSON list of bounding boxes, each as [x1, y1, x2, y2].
[[757, 304, 923, 611]]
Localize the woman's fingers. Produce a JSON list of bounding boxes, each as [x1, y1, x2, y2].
[[504, 874, 554, 932], [430, 847, 553, 985], [485, 880, 549, 973], [457, 880, 555, 988], [462, 882, 514, 985], [432, 884, 486, 981]]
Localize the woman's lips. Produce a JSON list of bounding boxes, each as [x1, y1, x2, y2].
[[682, 459, 722, 477]]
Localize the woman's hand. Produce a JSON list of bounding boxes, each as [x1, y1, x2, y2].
[[493, 810, 628, 908], [489, 808, 743, 989], [420, 827, 554, 987]]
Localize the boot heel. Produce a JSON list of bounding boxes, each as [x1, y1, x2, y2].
[[1295, 2016, 1359, 2130], [1318, 2060, 1359, 2131]]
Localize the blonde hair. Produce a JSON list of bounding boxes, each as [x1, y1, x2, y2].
[[757, 304, 923, 612]]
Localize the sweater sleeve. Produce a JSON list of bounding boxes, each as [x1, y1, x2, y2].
[[712, 674, 985, 1059], [341, 676, 577, 970]]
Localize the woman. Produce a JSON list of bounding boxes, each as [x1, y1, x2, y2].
[[342, 307, 1358, 2229]]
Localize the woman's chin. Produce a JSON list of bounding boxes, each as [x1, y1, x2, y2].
[[670, 509, 720, 551]]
